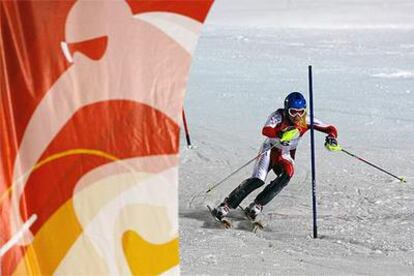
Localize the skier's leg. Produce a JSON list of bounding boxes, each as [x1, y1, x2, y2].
[[224, 177, 265, 208], [213, 146, 270, 220], [212, 178, 264, 220], [254, 171, 291, 206], [245, 153, 294, 219], [225, 145, 271, 209]]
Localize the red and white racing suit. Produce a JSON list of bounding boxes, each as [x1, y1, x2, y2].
[[252, 108, 337, 180], [223, 108, 337, 209]]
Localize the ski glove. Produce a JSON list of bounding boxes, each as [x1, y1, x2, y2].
[[279, 127, 300, 144], [325, 136, 342, 151]]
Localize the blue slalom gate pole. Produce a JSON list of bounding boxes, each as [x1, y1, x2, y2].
[[308, 65, 318, 239]]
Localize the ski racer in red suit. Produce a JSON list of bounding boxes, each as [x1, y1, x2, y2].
[[212, 92, 340, 220]]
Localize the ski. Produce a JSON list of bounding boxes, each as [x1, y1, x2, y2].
[[248, 218, 264, 233], [207, 205, 232, 229]]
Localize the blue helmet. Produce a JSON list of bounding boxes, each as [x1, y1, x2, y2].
[[284, 92, 306, 110]]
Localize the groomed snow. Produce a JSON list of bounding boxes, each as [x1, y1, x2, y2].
[[179, 25, 414, 275]]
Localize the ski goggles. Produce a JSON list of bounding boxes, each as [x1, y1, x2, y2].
[[288, 108, 306, 117]]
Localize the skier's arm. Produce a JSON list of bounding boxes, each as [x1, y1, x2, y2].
[[311, 117, 341, 151], [261, 110, 284, 138], [262, 125, 284, 138], [312, 117, 338, 138]]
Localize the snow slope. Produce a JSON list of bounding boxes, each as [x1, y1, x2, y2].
[[179, 26, 414, 275]]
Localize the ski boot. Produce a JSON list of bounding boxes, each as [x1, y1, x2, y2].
[[211, 202, 229, 221], [244, 202, 262, 220]]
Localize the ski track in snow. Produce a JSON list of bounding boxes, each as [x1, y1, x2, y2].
[[179, 27, 414, 275]]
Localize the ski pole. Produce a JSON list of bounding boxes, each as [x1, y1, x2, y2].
[[341, 148, 406, 183], [205, 142, 280, 194]]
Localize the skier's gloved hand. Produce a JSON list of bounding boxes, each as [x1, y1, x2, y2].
[[279, 127, 300, 144], [325, 136, 342, 151]]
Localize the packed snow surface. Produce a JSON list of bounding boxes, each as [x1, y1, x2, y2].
[[179, 26, 414, 275]]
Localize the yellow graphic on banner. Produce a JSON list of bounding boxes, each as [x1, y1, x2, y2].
[[13, 200, 82, 275], [11, 153, 178, 275], [33, 148, 119, 170], [123, 230, 179, 275]]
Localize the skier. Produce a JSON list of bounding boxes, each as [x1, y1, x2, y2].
[[212, 92, 341, 221]]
